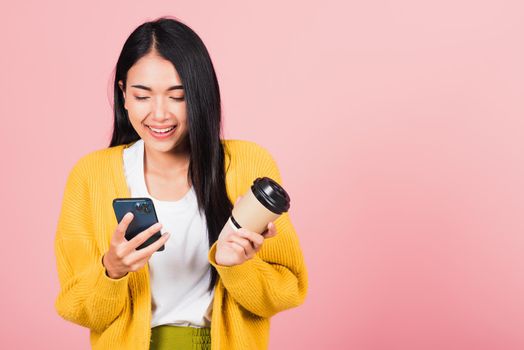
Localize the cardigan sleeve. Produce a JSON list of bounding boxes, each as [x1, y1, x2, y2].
[[54, 157, 130, 333], [208, 142, 308, 318]]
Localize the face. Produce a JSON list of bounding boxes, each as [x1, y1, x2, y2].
[[118, 52, 188, 154]]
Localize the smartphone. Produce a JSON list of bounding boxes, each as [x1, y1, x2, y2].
[[112, 197, 165, 251]]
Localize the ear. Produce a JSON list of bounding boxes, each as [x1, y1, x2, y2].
[[118, 80, 127, 110], [118, 80, 126, 99]]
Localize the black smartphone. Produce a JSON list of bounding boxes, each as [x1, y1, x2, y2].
[[112, 197, 165, 251]]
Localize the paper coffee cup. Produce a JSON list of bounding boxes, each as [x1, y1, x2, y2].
[[230, 177, 291, 234]]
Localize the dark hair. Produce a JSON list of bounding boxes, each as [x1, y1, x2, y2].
[[109, 16, 232, 292]]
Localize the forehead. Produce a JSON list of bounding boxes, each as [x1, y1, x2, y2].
[[127, 53, 182, 87]]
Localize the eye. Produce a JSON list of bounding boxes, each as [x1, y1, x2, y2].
[[170, 97, 185, 101], [134, 96, 149, 101]]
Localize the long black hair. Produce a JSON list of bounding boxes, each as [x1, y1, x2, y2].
[[109, 16, 232, 292]]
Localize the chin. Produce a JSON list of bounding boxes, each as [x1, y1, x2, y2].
[[147, 139, 177, 151]]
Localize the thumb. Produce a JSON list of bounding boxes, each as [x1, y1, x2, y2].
[[114, 212, 133, 242]]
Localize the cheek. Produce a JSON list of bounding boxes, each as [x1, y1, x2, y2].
[[127, 117, 145, 135], [178, 104, 188, 121], [127, 101, 150, 118], [126, 105, 148, 128]]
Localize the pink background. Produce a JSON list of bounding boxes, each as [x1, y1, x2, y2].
[[1, 1, 523, 349]]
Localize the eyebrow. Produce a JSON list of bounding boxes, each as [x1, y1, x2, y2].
[[130, 84, 184, 91]]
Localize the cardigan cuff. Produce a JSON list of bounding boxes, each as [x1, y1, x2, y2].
[[208, 241, 268, 290], [95, 254, 130, 300]]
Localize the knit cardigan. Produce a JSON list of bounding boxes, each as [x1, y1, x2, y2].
[[54, 139, 308, 349]]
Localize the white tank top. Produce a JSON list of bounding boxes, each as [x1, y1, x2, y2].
[[123, 138, 214, 328]]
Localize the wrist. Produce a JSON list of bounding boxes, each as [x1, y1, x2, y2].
[[101, 254, 127, 280]]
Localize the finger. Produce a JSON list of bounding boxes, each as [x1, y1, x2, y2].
[[125, 222, 163, 254], [262, 222, 278, 239], [228, 241, 247, 262], [238, 228, 264, 248], [131, 231, 171, 261], [234, 195, 243, 206], [128, 256, 149, 272], [229, 230, 258, 251], [114, 212, 134, 243], [228, 235, 255, 258]]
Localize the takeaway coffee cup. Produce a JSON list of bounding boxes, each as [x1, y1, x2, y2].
[[227, 177, 291, 234]]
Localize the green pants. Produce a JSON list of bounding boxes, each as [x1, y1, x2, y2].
[[150, 325, 211, 350]]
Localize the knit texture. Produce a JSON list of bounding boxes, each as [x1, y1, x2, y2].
[[54, 139, 308, 349]]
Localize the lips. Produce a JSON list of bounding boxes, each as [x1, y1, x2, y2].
[[146, 124, 177, 139]]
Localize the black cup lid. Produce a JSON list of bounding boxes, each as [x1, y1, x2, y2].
[[251, 177, 291, 214]]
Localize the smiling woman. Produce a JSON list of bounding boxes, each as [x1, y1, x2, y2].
[[118, 56, 188, 148], [53, 15, 308, 350]]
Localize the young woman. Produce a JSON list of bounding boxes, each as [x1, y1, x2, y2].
[[54, 16, 308, 350]]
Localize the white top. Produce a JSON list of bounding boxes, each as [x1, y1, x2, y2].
[[123, 139, 214, 328]]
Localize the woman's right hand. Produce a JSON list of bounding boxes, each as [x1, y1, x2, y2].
[[102, 212, 171, 279]]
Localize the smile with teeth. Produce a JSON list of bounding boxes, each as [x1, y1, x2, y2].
[[147, 125, 176, 133]]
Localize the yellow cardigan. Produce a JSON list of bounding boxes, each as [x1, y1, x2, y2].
[[54, 139, 308, 349]]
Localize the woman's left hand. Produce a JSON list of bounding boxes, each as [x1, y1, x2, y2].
[[214, 197, 278, 267]]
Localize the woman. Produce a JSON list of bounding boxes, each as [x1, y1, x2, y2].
[[54, 16, 308, 350]]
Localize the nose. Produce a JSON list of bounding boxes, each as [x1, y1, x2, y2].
[[151, 96, 168, 121]]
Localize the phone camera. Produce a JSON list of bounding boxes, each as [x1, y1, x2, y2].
[[134, 202, 151, 213]]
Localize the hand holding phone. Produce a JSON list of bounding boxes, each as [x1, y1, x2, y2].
[[102, 198, 171, 279], [112, 198, 165, 251]]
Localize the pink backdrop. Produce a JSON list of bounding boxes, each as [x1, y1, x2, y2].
[[1, 1, 524, 349]]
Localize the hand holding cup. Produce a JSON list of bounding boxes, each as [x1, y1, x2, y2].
[[214, 196, 278, 266], [102, 212, 170, 279]]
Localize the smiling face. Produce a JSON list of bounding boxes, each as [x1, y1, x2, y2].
[[118, 51, 188, 154]]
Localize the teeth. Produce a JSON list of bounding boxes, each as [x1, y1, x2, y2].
[[148, 126, 175, 133]]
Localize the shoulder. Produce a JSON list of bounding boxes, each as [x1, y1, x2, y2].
[[221, 139, 282, 183], [222, 139, 275, 162], [66, 144, 128, 180]]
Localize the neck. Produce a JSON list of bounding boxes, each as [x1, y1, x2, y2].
[[143, 141, 190, 177]]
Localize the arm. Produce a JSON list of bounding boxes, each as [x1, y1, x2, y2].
[[54, 158, 129, 333], [208, 143, 308, 318]]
